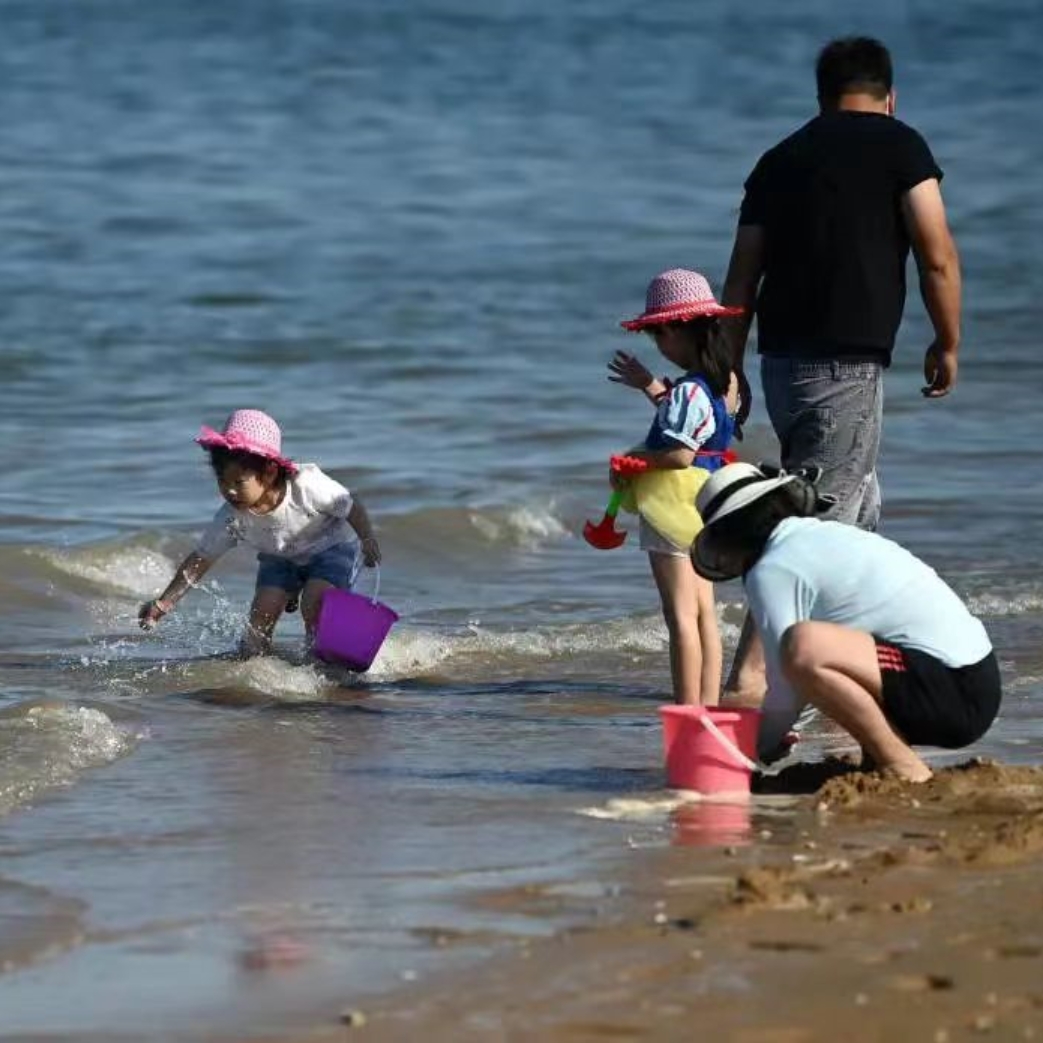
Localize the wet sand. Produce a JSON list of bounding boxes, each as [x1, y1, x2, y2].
[[243, 759, 1043, 1042]]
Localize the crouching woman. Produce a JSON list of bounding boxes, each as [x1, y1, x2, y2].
[[692, 462, 1001, 782]]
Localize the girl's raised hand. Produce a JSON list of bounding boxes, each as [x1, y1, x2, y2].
[[607, 351, 654, 391]]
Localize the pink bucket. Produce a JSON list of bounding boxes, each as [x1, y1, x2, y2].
[[659, 705, 762, 794], [312, 569, 399, 672]]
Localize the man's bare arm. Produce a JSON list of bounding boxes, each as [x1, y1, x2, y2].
[[720, 224, 765, 368], [901, 179, 961, 396]]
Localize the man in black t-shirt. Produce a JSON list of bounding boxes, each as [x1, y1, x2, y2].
[[718, 36, 961, 704]]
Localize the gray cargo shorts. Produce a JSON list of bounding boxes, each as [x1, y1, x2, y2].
[[760, 356, 883, 530]]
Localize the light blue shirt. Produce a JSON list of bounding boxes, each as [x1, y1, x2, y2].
[[744, 517, 992, 753]]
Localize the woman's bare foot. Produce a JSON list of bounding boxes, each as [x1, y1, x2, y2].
[[878, 755, 933, 784]]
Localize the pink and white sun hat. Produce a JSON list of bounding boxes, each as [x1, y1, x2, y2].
[[196, 409, 298, 474], [621, 268, 744, 331]]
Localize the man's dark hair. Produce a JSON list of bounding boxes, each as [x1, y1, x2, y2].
[[816, 36, 893, 103]]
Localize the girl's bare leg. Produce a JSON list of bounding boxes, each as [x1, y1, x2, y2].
[[649, 552, 704, 705], [241, 586, 289, 657], [693, 574, 722, 706]]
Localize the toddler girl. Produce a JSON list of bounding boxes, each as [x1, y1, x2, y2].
[[608, 268, 743, 705], [139, 409, 381, 656]]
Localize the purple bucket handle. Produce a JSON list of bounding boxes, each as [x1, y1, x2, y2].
[[354, 563, 382, 605]]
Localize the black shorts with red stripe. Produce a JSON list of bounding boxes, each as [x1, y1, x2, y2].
[[874, 640, 1001, 748]]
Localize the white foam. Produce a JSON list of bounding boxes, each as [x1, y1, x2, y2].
[[225, 657, 328, 700], [38, 545, 179, 599], [577, 792, 800, 823], [362, 610, 741, 682], [362, 626, 457, 680], [468, 503, 570, 548], [0, 703, 145, 817], [576, 794, 691, 821], [968, 591, 1043, 617]]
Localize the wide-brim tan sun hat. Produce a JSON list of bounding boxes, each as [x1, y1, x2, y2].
[[692, 462, 800, 580]]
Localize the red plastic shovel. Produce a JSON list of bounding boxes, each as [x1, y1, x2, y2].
[[583, 455, 650, 550], [583, 488, 628, 549]]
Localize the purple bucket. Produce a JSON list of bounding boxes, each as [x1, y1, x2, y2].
[[312, 568, 399, 671]]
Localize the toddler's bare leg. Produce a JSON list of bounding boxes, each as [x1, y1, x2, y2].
[[300, 579, 336, 643], [240, 586, 289, 657]]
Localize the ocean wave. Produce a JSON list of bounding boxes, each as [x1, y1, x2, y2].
[[466, 504, 570, 548], [29, 542, 181, 599], [354, 608, 737, 683], [0, 702, 146, 818], [968, 591, 1043, 618], [201, 655, 332, 702], [364, 612, 678, 682], [74, 610, 690, 700], [384, 500, 575, 553], [13, 501, 574, 604]]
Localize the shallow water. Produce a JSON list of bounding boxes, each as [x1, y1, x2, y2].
[[1, 0, 1042, 1036]]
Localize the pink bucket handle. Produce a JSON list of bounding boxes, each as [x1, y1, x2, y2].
[[699, 711, 760, 772]]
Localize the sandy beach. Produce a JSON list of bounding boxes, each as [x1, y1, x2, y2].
[[245, 760, 1043, 1043]]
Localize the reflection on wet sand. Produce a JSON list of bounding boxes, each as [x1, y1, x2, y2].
[[270, 760, 1043, 1043]]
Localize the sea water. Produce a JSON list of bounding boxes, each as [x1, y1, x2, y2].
[[1, 0, 1042, 1035]]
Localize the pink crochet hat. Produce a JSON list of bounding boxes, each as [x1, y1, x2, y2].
[[196, 409, 298, 475], [621, 268, 744, 331]]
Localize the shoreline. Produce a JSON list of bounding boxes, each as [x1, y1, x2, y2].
[[243, 760, 1043, 1042]]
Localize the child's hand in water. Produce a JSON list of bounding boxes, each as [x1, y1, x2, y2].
[[138, 599, 171, 630], [607, 351, 654, 391], [360, 536, 382, 567]]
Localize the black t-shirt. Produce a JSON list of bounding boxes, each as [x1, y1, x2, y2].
[[739, 112, 942, 365]]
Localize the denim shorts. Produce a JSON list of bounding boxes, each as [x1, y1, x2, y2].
[[760, 356, 883, 531], [255, 542, 360, 595]]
